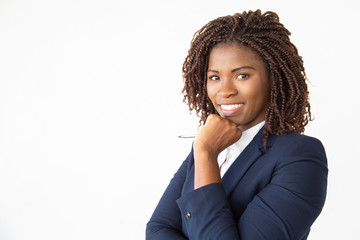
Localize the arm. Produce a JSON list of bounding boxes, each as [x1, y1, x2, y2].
[[146, 152, 191, 240], [146, 114, 240, 240], [176, 136, 327, 239]]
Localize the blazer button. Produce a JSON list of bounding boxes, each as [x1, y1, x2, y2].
[[185, 211, 191, 220]]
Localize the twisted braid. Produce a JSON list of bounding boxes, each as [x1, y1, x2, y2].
[[182, 10, 312, 143]]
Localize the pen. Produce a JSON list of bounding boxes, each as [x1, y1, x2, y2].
[[178, 134, 197, 138]]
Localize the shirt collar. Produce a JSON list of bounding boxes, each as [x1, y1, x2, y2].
[[218, 121, 265, 161], [231, 121, 265, 150]]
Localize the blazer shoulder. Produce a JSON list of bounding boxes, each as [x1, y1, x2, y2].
[[275, 132, 325, 150], [270, 132, 327, 166]]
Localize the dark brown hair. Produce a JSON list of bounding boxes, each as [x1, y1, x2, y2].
[[182, 10, 311, 141]]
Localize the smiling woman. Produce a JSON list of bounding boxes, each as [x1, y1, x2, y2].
[[146, 10, 327, 240]]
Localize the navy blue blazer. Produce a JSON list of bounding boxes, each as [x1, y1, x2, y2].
[[146, 129, 328, 240]]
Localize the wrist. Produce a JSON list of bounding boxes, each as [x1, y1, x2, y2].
[[193, 149, 221, 189], [193, 139, 219, 160], [194, 145, 218, 163]]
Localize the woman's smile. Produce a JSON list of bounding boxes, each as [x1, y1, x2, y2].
[[218, 103, 244, 117]]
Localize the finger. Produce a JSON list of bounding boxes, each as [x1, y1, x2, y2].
[[204, 114, 222, 126]]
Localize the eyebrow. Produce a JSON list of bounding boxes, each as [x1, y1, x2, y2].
[[207, 66, 255, 73]]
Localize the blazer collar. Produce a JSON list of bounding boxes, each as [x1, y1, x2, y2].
[[221, 127, 276, 196]]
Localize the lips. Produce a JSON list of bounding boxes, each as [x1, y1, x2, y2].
[[218, 103, 243, 117]]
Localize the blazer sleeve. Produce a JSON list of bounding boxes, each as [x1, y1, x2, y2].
[[176, 136, 328, 240], [146, 151, 192, 240]]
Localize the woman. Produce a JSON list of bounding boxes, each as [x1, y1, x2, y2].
[[146, 10, 327, 240]]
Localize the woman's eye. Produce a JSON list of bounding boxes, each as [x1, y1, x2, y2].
[[209, 75, 220, 81], [237, 74, 249, 79]]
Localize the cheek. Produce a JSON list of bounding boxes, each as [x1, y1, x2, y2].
[[241, 82, 259, 99], [255, 83, 271, 108], [244, 80, 269, 105], [206, 82, 216, 102]]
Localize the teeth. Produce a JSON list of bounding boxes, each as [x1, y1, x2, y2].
[[221, 104, 242, 110]]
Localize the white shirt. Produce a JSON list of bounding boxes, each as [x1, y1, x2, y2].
[[217, 121, 265, 178]]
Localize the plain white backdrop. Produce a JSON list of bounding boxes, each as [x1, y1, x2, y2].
[[0, 0, 359, 239]]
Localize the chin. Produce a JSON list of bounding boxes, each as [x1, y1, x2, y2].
[[225, 117, 244, 126]]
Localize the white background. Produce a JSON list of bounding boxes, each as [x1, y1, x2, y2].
[[0, 0, 359, 239]]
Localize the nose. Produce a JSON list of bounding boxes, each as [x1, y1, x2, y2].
[[218, 79, 237, 98]]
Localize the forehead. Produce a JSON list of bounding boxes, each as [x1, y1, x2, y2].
[[208, 43, 265, 69]]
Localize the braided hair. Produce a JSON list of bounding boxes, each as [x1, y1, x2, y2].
[[182, 10, 311, 142]]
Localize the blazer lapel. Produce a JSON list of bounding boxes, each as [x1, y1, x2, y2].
[[221, 128, 275, 196]]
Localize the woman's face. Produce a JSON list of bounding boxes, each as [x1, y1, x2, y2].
[[206, 43, 271, 132]]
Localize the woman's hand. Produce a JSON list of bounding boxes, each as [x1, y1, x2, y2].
[[193, 114, 242, 189], [194, 114, 242, 159]]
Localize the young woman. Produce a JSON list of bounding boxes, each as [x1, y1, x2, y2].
[[146, 10, 328, 240]]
